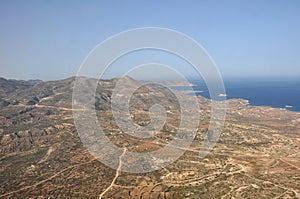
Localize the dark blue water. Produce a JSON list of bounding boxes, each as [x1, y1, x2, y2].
[[183, 79, 300, 112]]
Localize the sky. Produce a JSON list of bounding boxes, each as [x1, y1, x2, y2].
[[0, 0, 300, 80]]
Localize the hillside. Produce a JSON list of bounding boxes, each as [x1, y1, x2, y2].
[[0, 76, 299, 198]]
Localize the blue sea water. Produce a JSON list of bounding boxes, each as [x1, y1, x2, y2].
[[187, 79, 300, 112]]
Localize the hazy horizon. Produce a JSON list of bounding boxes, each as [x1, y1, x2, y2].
[[2, 74, 300, 82]]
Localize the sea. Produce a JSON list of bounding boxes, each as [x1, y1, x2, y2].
[[179, 78, 300, 112]]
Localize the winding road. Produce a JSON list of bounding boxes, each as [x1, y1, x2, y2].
[[98, 148, 127, 199]]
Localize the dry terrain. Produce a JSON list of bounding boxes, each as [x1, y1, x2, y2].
[[0, 76, 299, 198]]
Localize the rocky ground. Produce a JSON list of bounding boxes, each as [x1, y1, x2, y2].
[[0, 76, 299, 198]]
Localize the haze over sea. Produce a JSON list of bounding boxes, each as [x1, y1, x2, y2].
[[187, 78, 300, 112]]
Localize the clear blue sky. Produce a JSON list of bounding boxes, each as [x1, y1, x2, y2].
[[0, 0, 300, 80]]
